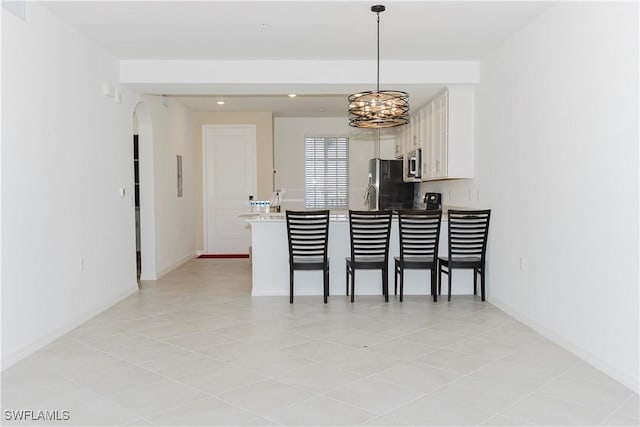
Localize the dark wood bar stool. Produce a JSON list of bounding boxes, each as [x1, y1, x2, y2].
[[394, 210, 442, 302], [345, 210, 393, 303], [438, 209, 491, 301], [285, 210, 330, 304]]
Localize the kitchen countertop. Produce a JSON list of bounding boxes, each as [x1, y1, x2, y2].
[[242, 206, 475, 222]]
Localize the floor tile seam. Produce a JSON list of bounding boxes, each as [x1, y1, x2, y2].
[[423, 372, 551, 414], [102, 341, 196, 363], [309, 357, 384, 380], [494, 393, 612, 426], [402, 391, 501, 423], [214, 378, 327, 418], [492, 367, 610, 425], [117, 415, 157, 426], [436, 339, 517, 362], [533, 381, 637, 423], [142, 393, 262, 423], [279, 340, 353, 363], [555, 368, 638, 396], [366, 391, 429, 420], [407, 325, 472, 340], [473, 410, 503, 427], [360, 346, 440, 363], [74, 377, 170, 402], [66, 394, 146, 425], [91, 365, 212, 407], [425, 325, 502, 340], [197, 374, 293, 401], [241, 361, 320, 381], [285, 391, 381, 424], [359, 371, 456, 398], [295, 364, 382, 393], [329, 346, 409, 367], [2, 361, 81, 386], [421, 350, 553, 396], [48, 347, 144, 382], [492, 352, 577, 380], [611, 394, 640, 421], [362, 354, 463, 385], [479, 412, 544, 427], [65, 361, 169, 395], [107, 348, 214, 384], [65, 328, 133, 342], [82, 335, 167, 352], [409, 355, 473, 377], [154, 333, 238, 350], [601, 413, 640, 425]]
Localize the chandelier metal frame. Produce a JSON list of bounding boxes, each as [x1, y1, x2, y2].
[[348, 5, 410, 129]]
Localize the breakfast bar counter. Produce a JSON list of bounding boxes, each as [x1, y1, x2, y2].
[[247, 214, 476, 298]]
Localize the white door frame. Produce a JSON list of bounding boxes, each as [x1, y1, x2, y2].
[[133, 102, 157, 280], [202, 124, 257, 254]]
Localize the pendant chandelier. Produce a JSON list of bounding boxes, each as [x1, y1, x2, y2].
[[348, 5, 409, 129]]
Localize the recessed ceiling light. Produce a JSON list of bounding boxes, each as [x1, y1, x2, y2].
[[288, 94, 297, 98], [217, 101, 225, 105]]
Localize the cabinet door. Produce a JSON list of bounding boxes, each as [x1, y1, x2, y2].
[[421, 103, 433, 179], [411, 111, 422, 149], [394, 136, 403, 159], [432, 92, 448, 178]]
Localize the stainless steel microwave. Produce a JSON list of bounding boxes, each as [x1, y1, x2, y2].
[[407, 148, 422, 179]]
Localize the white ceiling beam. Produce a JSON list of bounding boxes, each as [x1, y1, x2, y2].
[[120, 60, 479, 88]]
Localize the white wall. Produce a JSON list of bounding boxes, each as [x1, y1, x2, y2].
[[142, 96, 196, 277], [1, 4, 139, 367], [274, 117, 398, 211], [421, 2, 639, 391]]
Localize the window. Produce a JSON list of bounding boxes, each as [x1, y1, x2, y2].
[[304, 136, 349, 209]]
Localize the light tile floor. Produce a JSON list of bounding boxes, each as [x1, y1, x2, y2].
[[2, 259, 638, 426]]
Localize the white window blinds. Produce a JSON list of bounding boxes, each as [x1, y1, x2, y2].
[[304, 136, 349, 209]]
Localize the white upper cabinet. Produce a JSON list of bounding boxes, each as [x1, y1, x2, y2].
[[421, 85, 474, 181]]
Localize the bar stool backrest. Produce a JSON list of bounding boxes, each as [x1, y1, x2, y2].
[[447, 209, 491, 261], [348, 210, 393, 261], [398, 210, 442, 261], [285, 210, 330, 263]]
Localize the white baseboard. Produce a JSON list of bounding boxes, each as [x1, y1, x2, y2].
[[488, 295, 639, 394], [1, 284, 138, 371]]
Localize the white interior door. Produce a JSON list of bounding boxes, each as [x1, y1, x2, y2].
[[203, 125, 256, 254]]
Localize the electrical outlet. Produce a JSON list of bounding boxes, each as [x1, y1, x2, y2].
[[477, 189, 481, 201], [448, 190, 453, 201], [468, 189, 472, 201], [519, 256, 524, 272], [80, 257, 85, 272]]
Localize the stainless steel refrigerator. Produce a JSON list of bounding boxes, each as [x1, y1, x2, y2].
[[365, 159, 415, 211]]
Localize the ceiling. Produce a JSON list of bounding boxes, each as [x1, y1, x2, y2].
[[43, 1, 552, 117]]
